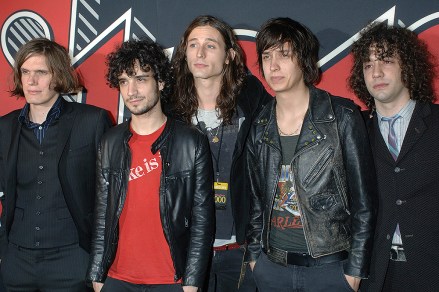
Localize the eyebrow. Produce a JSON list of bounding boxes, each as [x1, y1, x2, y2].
[[188, 37, 219, 44]]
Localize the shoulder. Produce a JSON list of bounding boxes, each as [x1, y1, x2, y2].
[[101, 122, 128, 142], [172, 119, 205, 140], [0, 109, 21, 123], [66, 100, 107, 115]]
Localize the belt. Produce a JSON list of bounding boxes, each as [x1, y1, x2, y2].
[[264, 246, 348, 267], [213, 242, 241, 252]]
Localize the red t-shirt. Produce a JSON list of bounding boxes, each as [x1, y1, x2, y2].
[[108, 122, 178, 284]]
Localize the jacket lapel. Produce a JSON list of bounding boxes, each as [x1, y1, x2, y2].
[[55, 100, 76, 161], [397, 102, 428, 162]]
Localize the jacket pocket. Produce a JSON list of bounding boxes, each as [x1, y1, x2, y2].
[[302, 147, 334, 188]]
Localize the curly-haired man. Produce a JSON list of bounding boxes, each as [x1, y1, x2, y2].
[[86, 40, 215, 292], [349, 22, 439, 291]]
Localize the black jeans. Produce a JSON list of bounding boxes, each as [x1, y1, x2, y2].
[[102, 277, 183, 292], [204, 247, 256, 292], [252, 252, 354, 292]]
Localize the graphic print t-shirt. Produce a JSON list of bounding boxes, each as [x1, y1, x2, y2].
[[269, 135, 308, 253], [108, 122, 179, 284]]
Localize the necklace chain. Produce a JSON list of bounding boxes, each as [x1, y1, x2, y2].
[[206, 123, 222, 143], [277, 123, 301, 136]]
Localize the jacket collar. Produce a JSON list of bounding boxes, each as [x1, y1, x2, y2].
[[256, 86, 332, 152], [122, 116, 175, 155]]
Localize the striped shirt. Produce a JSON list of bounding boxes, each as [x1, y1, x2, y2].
[[376, 99, 416, 153]]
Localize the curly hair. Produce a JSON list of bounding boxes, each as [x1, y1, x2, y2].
[[348, 22, 437, 109], [171, 15, 246, 125], [106, 39, 173, 107], [256, 17, 320, 86], [11, 38, 82, 97]]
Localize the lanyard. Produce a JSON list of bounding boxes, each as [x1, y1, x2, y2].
[[195, 115, 224, 182]]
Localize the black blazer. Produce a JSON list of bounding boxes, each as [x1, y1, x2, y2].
[[361, 102, 439, 291], [0, 98, 112, 254]]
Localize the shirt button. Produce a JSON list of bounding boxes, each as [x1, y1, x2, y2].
[[396, 199, 403, 205], [36, 195, 42, 200], [39, 166, 44, 170], [35, 242, 40, 247], [35, 226, 40, 231], [394, 167, 401, 173], [36, 211, 41, 215], [37, 181, 43, 185], [38, 126, 42, 130], [386, 234, 391, 240], [39, 151, 44, 156]]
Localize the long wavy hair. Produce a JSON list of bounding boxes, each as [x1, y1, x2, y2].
[[11, 38, 82, 97], [106, 39, 174, 110], [171, 15, 246, 125], [348, 22, 437, 109], [256, 17, 320, 86]]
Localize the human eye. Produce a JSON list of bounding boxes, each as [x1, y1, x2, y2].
[[36, 70, 49, 75], [281, 50, 291, 58], [206, 43, 216, 49], [136, 76, 147, 83], [21, 69, 29, 75], [118, 79, 127, 86], [262, 54, 270, 61], [363, 63, 372, 70], [188, 42, 197, 48]]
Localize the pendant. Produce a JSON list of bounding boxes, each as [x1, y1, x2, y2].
[[212, 136, 219, 143]]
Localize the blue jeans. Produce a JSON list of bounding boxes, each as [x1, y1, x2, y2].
[[252, 252, 354, 292]]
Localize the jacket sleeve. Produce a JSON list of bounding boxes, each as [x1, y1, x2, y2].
[[86, 140, 109, 283], [244, 125, 263, 263], [341, 106, 377, 278], [183, 133, 215, 287]]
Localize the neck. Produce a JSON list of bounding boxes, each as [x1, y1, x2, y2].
[[194, 78, 221, 110], [276, 86, 310, 118], [275, 86, 310, 136], [130, 108, 167, 135], [376, 96, 411, 117], [28, 96, 60, 124]]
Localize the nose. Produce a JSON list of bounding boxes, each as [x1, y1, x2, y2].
[[270, 56, 279, 72], [372, 62, 383, 78], [26, 72, 37, 85], [127, 80, 137, 97], [196, 46, 205, 58]]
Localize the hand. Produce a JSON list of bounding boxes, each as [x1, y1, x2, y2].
[[182, 286, 198, 292], [249, 260, 256, 271], [92, 282, 104, 292], [344, 274, 360, 292]]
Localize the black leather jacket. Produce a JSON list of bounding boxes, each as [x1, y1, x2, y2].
[[245, 87, 377, 278], [86, 118, 214, 287]]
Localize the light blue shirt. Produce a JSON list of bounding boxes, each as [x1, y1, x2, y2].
[[376, 99, 416, 152]]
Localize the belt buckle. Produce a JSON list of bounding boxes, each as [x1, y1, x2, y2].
[[268, 247, 288, 267]]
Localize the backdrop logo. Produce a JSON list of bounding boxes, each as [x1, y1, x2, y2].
[[1, 10, 53, 67]]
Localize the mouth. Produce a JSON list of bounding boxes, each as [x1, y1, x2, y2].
[[270, 76, 284, 83], [27, 90, 41, 95], [373, 83, 388, 90], [193, 63, 207, 69]]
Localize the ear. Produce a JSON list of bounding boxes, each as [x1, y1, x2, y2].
[[225, 48, 236, 65], [158, 81, 165, 91]]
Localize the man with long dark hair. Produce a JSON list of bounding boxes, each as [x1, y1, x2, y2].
[[349, 22, 439, 291], [87, 40, 214, 292], [172, 15, 271, 292], [0, 38, 111, 291], [245, 17, 376, 291]]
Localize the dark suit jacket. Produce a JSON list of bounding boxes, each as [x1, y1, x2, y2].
[[0, 98, 112, 255], [361, 102, 439, 291]]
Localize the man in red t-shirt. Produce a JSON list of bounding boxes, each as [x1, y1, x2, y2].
[[87, 40, 214, 292]]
